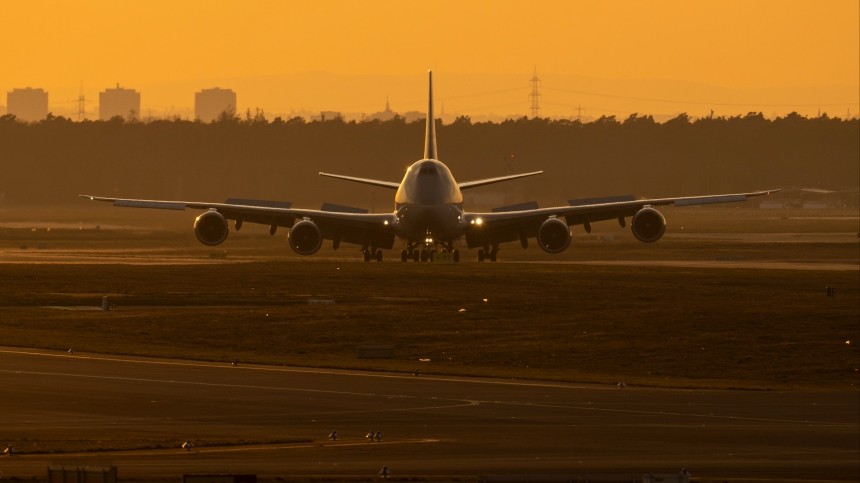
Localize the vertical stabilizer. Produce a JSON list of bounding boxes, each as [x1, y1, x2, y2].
[[423, 71, 438, 160]]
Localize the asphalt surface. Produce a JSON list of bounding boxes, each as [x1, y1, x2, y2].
[[0, 348, 857, 481]]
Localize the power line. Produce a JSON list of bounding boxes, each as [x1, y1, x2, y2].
[[543, 85, 859, 108]]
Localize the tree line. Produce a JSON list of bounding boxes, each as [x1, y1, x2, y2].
[[0, 112, 857, 208]]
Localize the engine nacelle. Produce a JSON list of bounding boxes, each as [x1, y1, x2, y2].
[[193, 210, 229, 246], [631, 207, 666, 243], [536, 217, 571, 253], [288, 219, 323, 256]]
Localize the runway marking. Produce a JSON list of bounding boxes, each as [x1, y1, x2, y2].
[[1, 366, 848, 428], [484, 399, 855, 427], [2, 349, 853, 427], [0, 347, 627, 391], [6, 438, 441, 459], [505, 260, 860, 271]]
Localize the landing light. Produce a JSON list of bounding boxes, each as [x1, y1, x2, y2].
[[383, 220, 389, 225]]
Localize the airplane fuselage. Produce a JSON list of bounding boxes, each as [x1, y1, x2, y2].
[[393, 159, 467, 243]]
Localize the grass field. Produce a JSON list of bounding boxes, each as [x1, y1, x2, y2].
[[1, 206, 858, 390]]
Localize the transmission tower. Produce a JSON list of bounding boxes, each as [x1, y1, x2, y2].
[[529, 66, 541, 118], [76, 83, 87, 121]]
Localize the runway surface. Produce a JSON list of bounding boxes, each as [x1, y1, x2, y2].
[[1, 348, 857, 481], [1, 248, 857, 271]]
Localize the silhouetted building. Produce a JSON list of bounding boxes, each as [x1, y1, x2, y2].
[[195, 88, 236, 122], [7, 88, 48, 122], [99, 84, 141, 121]]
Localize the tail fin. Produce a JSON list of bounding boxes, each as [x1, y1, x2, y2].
[[423, 71, 438, 160]]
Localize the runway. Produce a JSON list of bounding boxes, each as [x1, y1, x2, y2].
[[1, 348, 857, 481]]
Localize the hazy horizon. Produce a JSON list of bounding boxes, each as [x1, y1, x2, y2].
[[4, 71, 860, 122], [2, 1, 857, 121]]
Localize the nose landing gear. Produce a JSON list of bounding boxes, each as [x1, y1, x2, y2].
[[402, 242, 460, 262]]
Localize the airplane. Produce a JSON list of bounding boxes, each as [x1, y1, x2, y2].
[[81, 71, 779, 263]]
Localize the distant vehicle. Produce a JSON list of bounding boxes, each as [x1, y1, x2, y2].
[[81, 72, 778, 262]]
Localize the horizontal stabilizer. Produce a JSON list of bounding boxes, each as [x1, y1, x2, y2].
[[568, 195, 636, 206], [319, 172, 400, 189], [225, 198, 293, 209], [458, 171, 543, 190], [320, 202, 369, 214], [492, 201, 540, 213]]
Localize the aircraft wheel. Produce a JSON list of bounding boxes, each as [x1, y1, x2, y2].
[[420, 249, 429, 262], [412, 250, 420, 262], [401, 249, 408, 262], [429, 250, 435, 262], [477, 248, 485, 262], [453, 249, 460, 262], [489, 249, 498, 262], [375, 249, 383, 262], [363, 250, 371, 262]]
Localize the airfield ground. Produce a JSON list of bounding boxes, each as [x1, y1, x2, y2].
[[0, 206, 857, 481]]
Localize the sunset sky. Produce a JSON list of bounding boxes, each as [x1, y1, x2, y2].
[[2, 0, 858, 120]]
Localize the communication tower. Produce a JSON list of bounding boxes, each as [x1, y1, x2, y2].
[[529, 66, 541, 118]]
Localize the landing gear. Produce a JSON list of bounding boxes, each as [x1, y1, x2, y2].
[[477, 245, 498, 262], [402, 242, 460, 262], [362, 248, 383, 262]]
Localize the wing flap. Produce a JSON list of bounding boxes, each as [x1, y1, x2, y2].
[[672, 194, 748, 206], [113, 199, 187, 210]]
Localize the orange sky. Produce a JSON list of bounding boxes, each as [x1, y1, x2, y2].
[[2, 0, 858, 120]]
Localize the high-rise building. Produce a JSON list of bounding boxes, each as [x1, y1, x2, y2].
[[99, 84, 141, 121], [7, 88, 48, 122], [195, 88, 237, 122]]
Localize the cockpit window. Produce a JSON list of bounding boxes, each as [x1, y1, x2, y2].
[[419, 167, 437, 175]]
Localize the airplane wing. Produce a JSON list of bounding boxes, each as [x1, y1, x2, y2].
[[462, 189, 780, 248], [79, 195, 398, 249]]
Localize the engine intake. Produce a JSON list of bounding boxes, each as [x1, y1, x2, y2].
[[536, 217, 571, 253], [631, 207, 666, 243], [288, 219, 323, 255], [194, 210, 229, 246]]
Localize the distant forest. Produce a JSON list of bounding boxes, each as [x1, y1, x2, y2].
[[0, 112, 857, 209]]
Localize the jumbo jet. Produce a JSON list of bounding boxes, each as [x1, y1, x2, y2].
[[81, 72, 778, 262]]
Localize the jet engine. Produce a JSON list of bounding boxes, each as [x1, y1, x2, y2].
[[288, 219, 323, 255], [631, 207, 666, 243], [193, 210, 229, 246], [536, 217, 571, 253]]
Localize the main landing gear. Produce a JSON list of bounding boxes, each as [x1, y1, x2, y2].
[[362, 248, 383, 262], [477, 245, 499, 262]]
